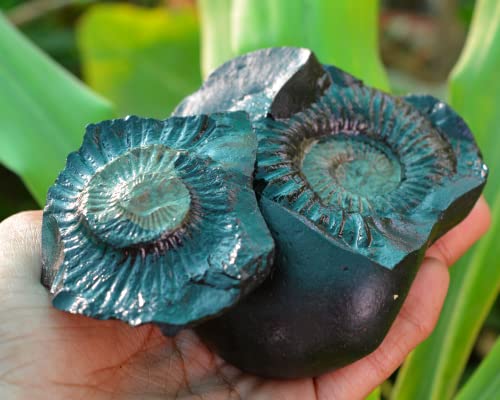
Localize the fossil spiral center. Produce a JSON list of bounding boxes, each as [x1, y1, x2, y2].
[[82, 145, 192, 248], [302, 135, 401, 210], [117, 174, 191, 230]]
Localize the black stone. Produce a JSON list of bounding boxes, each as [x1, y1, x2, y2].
[[197, 197, 421, 378]]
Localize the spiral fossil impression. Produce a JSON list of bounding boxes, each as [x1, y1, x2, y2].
[[41, 113, 274, 331], [255, 85, 470, 265]]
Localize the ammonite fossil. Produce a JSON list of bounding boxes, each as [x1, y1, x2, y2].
[[41, 112, 274, 333], [176, 48, 488, 378]]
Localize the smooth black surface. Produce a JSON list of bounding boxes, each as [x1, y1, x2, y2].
[[197, 197, 420, 378]]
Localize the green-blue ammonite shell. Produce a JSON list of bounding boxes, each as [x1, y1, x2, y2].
[[41, 112, 274, 333]]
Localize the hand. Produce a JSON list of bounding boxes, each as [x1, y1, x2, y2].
[[0, 197, 490, 400]]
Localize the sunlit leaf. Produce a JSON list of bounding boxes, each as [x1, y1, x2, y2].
[[230, 0, 305, 55], [77, 4, 201, 118], [302, 0, 388, 91], [393, 1, 500, 398], [365, 386, 381, 400], [0, 13, 114, 205], [199, 0, 389, 90], [199, 0, 232, 78], [456, 338, 500, 400]]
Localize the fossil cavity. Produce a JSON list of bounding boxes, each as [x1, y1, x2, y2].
[[256, 85, 458, 252], [42, 114, 274, 329], [302, 135, 402, 214]]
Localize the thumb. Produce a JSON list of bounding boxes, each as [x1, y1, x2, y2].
[[0, 211, 44, 295]]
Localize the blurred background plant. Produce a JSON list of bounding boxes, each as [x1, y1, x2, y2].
[[0, 0, 498, 398]]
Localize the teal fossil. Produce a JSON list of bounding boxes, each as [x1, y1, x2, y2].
[[41, 112, 274, 333], [176, 47, 488, 378]]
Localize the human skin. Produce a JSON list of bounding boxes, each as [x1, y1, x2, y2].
[[0, 197, 490, 400]]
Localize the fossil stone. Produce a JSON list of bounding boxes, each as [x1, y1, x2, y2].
[[177, 48, 488, 378], [41, 112, 274, 333]]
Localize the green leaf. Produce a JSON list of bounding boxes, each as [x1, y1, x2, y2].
[[456, 338, 500, 400], [199, 0, 389, 90], [230, 0, 306, 54], [392, 1, 500, 398], [365, 386, 381, 400], [0, 13, 114, 205], [77, 4, 201, 118], [199, 0, 232, 78], [449, 2, 500, 185], [302, 1, 389, 91]]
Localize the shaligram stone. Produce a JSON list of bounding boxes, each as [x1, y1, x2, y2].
[[175, 47, 488, 378]]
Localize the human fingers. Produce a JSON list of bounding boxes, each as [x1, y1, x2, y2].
[[0, 210, 44, 290], [426, 196, 491, 267]]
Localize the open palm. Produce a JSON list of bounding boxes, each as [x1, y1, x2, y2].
[[0, 199, 490, 400]]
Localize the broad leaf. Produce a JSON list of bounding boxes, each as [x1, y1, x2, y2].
[[0, 13, 114, 205], [393, 1, 500, 398], [77, 4, 201, 118], [198, 0, 232, 78], [301, 0, 389, 91], [230, 0, 306, 56], [365, 386, 381, 400], [456, 338, 500, 400], [199, 0, 390, 90]]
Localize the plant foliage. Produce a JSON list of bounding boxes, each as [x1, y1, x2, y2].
[[199, 0, 390, 91], [77, 4, 201, 118], [0, 13, 113, 205], [393, 0, 500, 398]]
